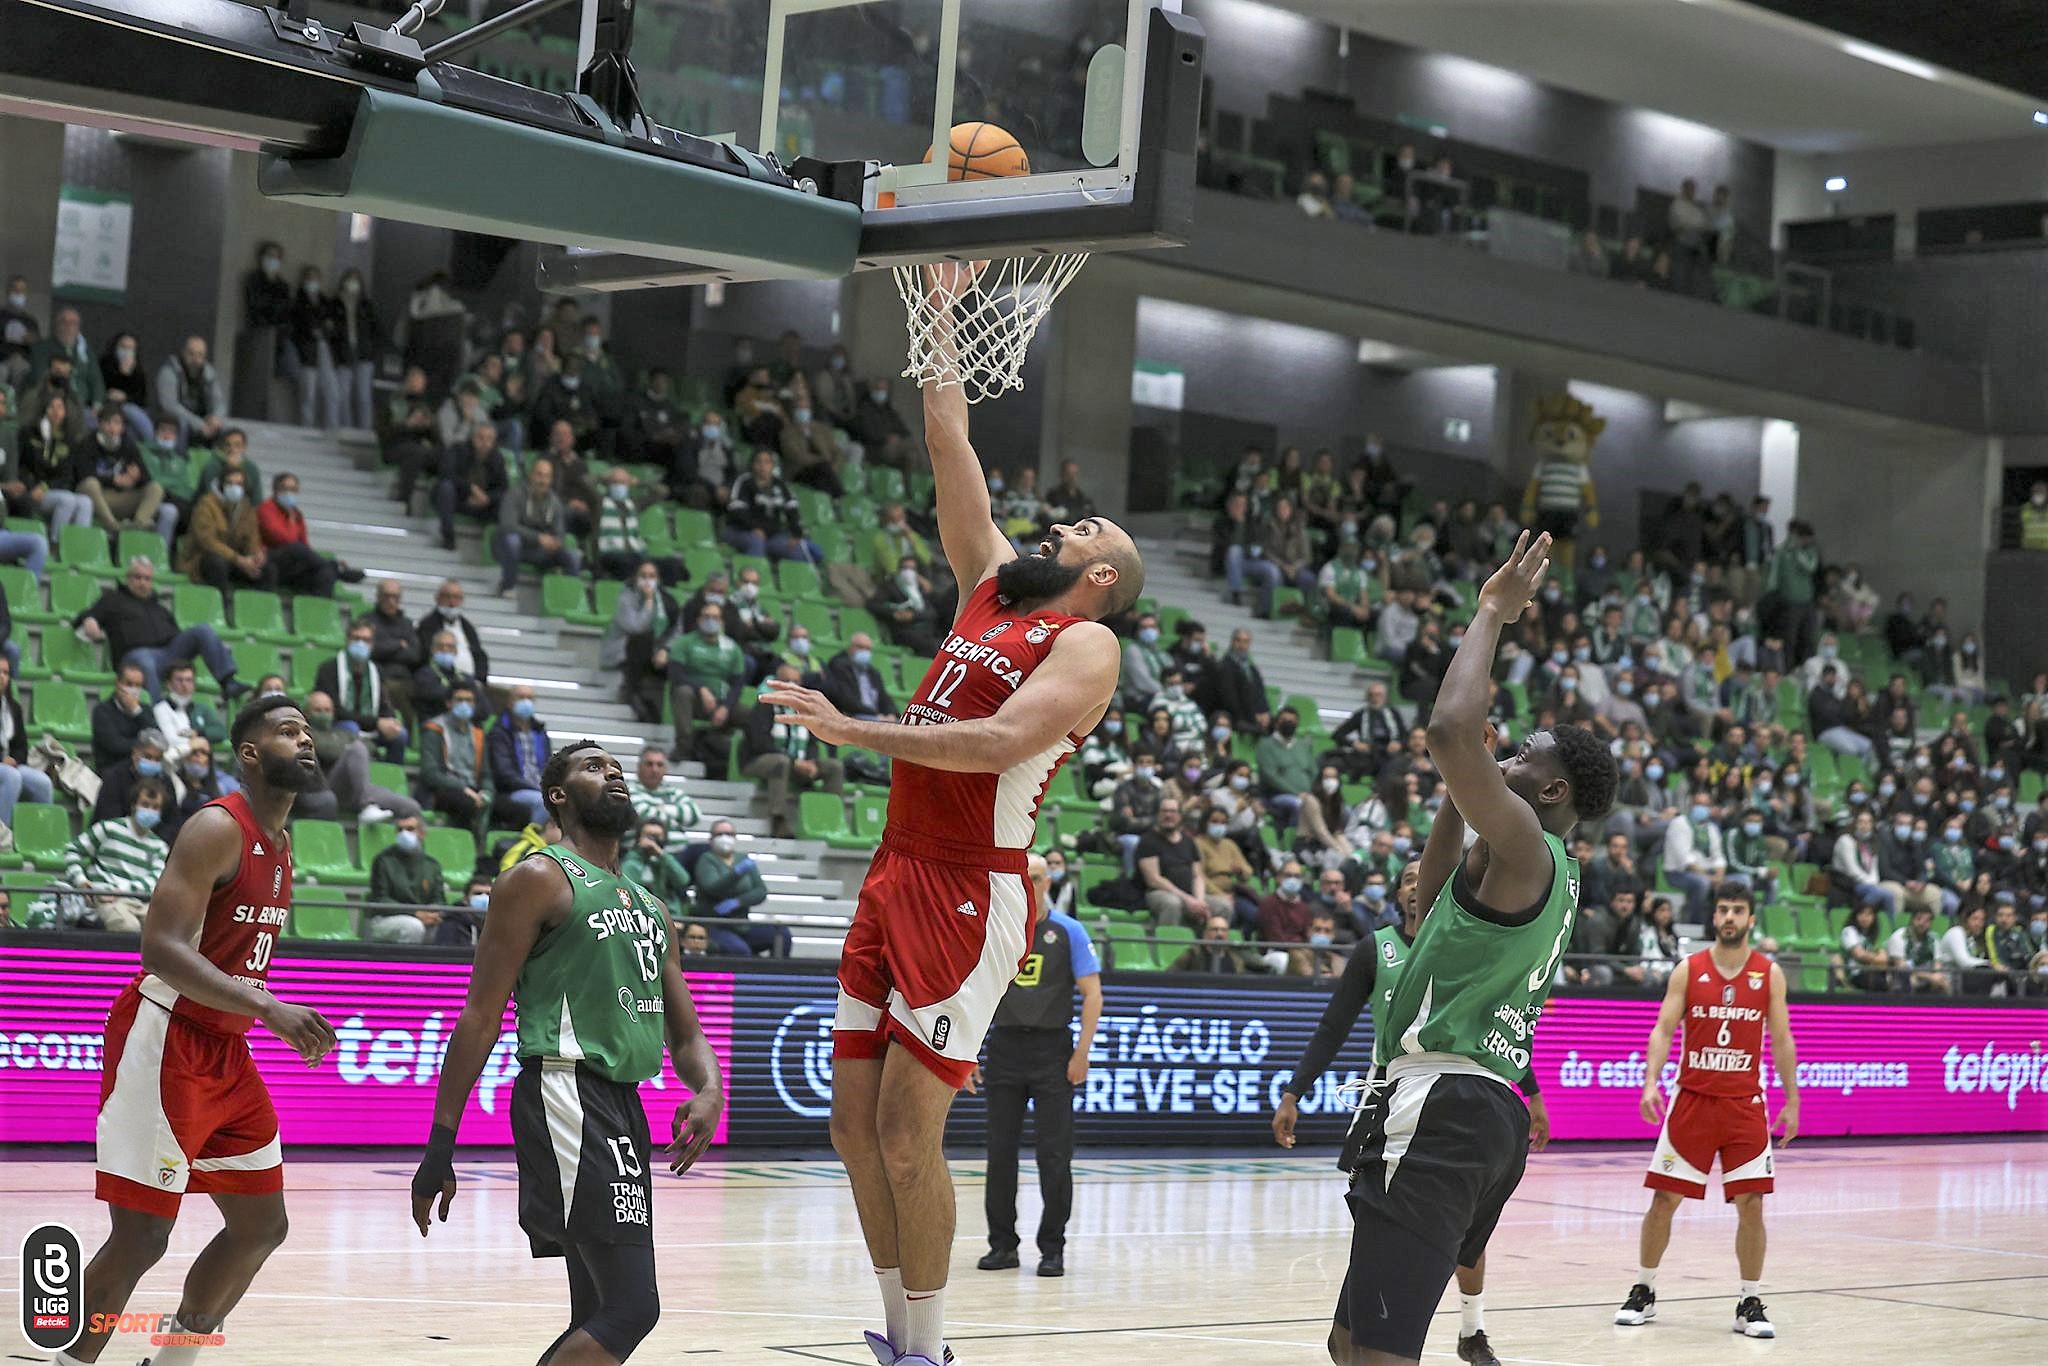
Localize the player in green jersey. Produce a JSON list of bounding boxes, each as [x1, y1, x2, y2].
[[411, 740, 725, 1364], [1329, 532, 1616, 1366]]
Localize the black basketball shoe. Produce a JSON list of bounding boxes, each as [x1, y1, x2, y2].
[[1456, 1329, 1502, 1364], [1614, 1283, 1658, 1326], [1734, 1295, 1776, 1338]]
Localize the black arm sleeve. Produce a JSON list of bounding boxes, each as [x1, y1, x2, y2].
[[1518, 1037, 1540, 1097], [1282, 943, 1377, 1097]]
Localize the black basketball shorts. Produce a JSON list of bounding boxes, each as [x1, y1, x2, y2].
[[1333, 1070, 1531, 1358], [513, 1058, 656, 1258]]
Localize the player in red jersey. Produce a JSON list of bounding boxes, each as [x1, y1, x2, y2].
[[765, 306, 1143, 1366], [1614, 881, 1800, 1341], [59, 696, 334, 1366]]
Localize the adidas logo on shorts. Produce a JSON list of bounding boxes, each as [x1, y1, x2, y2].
[[954, 900, 978, 917]]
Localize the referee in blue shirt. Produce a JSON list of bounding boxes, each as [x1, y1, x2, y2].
[[974, 852, 1103, 1279]]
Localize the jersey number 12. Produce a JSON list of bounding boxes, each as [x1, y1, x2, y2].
[[927, 660, 969, 710]]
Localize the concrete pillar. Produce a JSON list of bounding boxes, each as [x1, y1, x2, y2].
[[1036, 270, 1138, 518], [0, 116, 66, 319]]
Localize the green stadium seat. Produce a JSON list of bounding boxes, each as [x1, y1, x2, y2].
[[793, 599, 836, 640], [2022, 771, 2044, 804], [1271, 586, 1305, 619], [1152, 924, 1195, 967], [291, 819, 366, 886], [540, 573, 586, 620], [1101, 922, 1156, 971], [810, 524, 849, 562], [289, 650, 324, 695], [231, 639, 285, 682], [56, 524, 113, 574], [0, 565, 53, 624], [49, 568, 97, 620], [114, 530, 165, 572], [672, 506, 714, 545], [867, 466, 906, 503], [425, 827, 477, 888], [173, 583, 229, 634], [41, 630, 113, 687], [777, 559, 826, 601], [368, 760, 410, 795], [839, 606, 883, 641], [565, 578, 621, 628], [287, 901, 356, 940], [357, 820, 399, 868], [10, 803, 74, 871], [1329, 626, 1366, 667], [851, 792, 889, 841], [796, 790, 863, 849], [681, 544, 726, 584], [232, 590, 293, 644], [27, 680, 91, 743], [292, 595, 346, 649]]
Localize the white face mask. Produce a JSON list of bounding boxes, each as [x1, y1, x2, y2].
[[710, 834, 737, 855]]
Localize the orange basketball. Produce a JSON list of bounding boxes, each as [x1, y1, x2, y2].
[[877, 122, 1029, 207]]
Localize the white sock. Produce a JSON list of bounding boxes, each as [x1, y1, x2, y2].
[[1740, 1279, 1761, 1301], [903, 1286, 945, 1362], [1459, 1290, 1485, 1335], [874, 1266, 906, 1349], [1638, 1264, 1659, 1289]]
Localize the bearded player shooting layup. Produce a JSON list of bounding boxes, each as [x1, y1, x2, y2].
[[1614, 880, 1799, 1339], [61, 696, 335, 1366], [764, 288, 1143, 1366], [1330, 533, 1615, 1366]]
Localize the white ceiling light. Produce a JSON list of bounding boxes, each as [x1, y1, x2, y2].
[[1824, 176, 1847, 192], [1840, 39, 1939, 82], [2034, 111, 2048, 126]]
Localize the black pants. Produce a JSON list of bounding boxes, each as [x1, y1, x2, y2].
[[195, 550, 278, 595], [982, 1026, 1075, 1257], [269, 540, 337, 596]]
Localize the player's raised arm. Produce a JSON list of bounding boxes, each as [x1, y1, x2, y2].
[[922, 295, 1017, 591], [1765, 961, 1800, 1146], [766, 621, 1118, 774], [142, 805, 332, 1060], [412, 855, 563, 1234], [659, 922, 725, 1174], [1638, 961, 1689, 1126], [1425, 533, 1554, 907]]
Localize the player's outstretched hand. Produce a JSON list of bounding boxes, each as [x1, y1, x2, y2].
[[1478, 531, 1551, 624], [1639, 1082, 1667, 1128], [1527, 1092, 1551, 1152], [1774, 1095, 1800, 1149], [411, 1125, 458, 1237], [264, 999, 336, 1066], [761, 680, 855, 747], [668, 1089, 724, 1175], [1271, 1093, 1299, 1149]]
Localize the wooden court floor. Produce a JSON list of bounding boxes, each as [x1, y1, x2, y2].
[[2, 1138, 2040, 1364]]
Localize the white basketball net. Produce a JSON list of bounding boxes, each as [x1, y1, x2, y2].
[[893, 253, 1091, 404]]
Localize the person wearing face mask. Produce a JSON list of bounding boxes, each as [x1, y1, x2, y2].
[[1255, 706, 1317, 829], [152, 333, 228, 449], [668, 602, 749, 767], [418, 682, 494, 838], [1255, 859, 1321, 975], [1146, 665, 1205, 754], [591, 466, 685, 583], [676, 407, 736, 510], [287, 264, 343, 429], [689, 818, 791, 957], [172, 734, 240, 830], [148, 660, 227, 763], [1117, 611, 1172, 710], [723, 445, 819, 563], [70, 403, 177, 547], [819, 631, 897, 724], [1662, 798, 1728, 919], [0, 272, 40, 388], [869, 553, 944, 656], [0, 655, 53, 826], [603, 563, 683, 723], [327, 267, 379, 427], [365, 815, 450, 944], [1723, 807, 1778, 905], [415, 578, 489, 686], [485, 685, 554, 829], [1874, 810, 1951, 919], [47, 779, 173, 931], [97, 330, 155, 437], [413, 628, 488, 726], [1202, 627, 1273, 736], [528, 351, 602, 459], [181, 465, 275, 593], [743, 663, 847, 838], [778, 387, 847, 496], [254, 471, 352, 597], [810, 344, 858, 427], [848, 372, 912, 468], [1075, 707, 1133, 798], [1193, 808, 1259, 925], [1298, 764, 1355, 866]]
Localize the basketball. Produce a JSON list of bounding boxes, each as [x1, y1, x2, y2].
[[878, 122, 1030, 207]]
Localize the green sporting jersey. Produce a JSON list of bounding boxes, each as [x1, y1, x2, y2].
[[514, 844, 671, 1084], [1375, 831, 1578, 1084], [1366, 925, 1412, 1050]]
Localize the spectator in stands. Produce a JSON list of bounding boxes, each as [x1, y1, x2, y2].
[[1316, 537, 1376, 631], [732, 366, 789, 449], [743, 661, 847, 838], [357, 580, 421, 720], [1256, 493, 1315, 607], [195, 427, 260, 503], [604, 562, 682, 724], [724, 566, 783, 666], [1255, 859, 1316, 975], [73, 554, 247, 700], [329, 267, 378, 428], [180, 463, 273, 593], [1375, 587, 1420, 665], [1832, 809, 1900, 917], [317, 620, 407, 763], [1985, 899, 2045, 993], [242, 241, 290, 337], [149, 659, 225, 767], [1568, 230, 1610, 277], [1195, 806, 1260, 925], [668, 600, 747, 765], [811, 345, 857, 428], [1296, 171, 1334, 219], [870, 554, 944, 656], [1837, 902, 1895, 991], [1631, 895, 1683, 987], [1148, 665, 1204, 755], [60, 777, 171, 932], [1106, 755, 1162, 872], [432, 419, 512, 551], [379, 365, 439, 506], [288, 265, 342, 429], [591, 469, 679, 583], [2019, 480, 2048, 551], [89, 705, 164, 816], [296, 692, 416, 824], [171, 733, 235, 829], [1119, 612, 1170, 710], [1939, 902, 1993, 993], [0, 655, 53, 825], [529, 353, 601, 457], [623, 818, 693, 914], [153, 334, 226, 450], [1877, 809, 1951, 919], [849, 377, 912, 469], [1255, 706, 1315, 829], [691, 818, 790, 957], [414, 579, 486, 690], [1886, 905, 1950, 994], [1399, 615, 1450, 712], [540, 420, 603, 536], [1, 274, 39, 387], [819, 632, 896, 722], [75, 407, 176, 547], [677, 409, 736, 511], [779, 394, 846, 496], [1167, 914, 1265, 974], [992, 466, 1045, 551], [365, 814, 448, 944], [257, 472, 345, 596], [435, 380, 486, 453], [414, 628, 485, 726], [30, 307, 102, 412], [418, 680, 490, 835], [494, 457, 582, 595], [1077, 707, 1133, 799], [1296, 764, 1353, 868], [1661, 796, 1727, 919], [624, 368, 687, 471], [626, 746, 699, 848], [1042, 460, 1095, 525], [488, 684, 552, 827], [1329, 682, 1403, 780], [1565, 884, 1625, 988], [1137, 797, 1222, 928], [724, 448, 818, 562], [1666, 178, 1710, 296]]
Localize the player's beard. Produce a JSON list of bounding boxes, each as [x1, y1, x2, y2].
[[573, 789, 639, 840], [995, 545, 1087, 607], [1716, 921, 1749, 946], [260, 749, 323, 792]]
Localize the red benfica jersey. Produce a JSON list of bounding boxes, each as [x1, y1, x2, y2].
[[133, 791, 293, 1035], [889, 577, 1088, 851], [1677, 948, 1772, 1098]]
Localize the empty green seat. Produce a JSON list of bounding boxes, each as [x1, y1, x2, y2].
[[115, 530, 164, 571], [425, 827, 478, 888], [838, 606, 882, 641], [1329, 626, 1365, 667], [10, 804, 73, 871], [41, 630, 113, 686], [793, 599, 836, 640], [1152, 924, 1195, 967], [27, 680, 91, 743], [851, 792, 889, 840], [231, 639, 285, 682], [565, 578, 621, 628], [233, 590, 293, 644], [672, 507, 715, 545], [0, 565, 53, 623], [287, 901, 356, 940], [291, 819, 366, 886], [796, 790, 862, 848], [357, 821, 398, 866], [540, 573, 586, 620], [289, 650, 324, 695], [681, 544, 726, 584], [292, 595, 346, 649], [56, 524, 112, 573], [173, 584, 229, 633], [368, 760, 410, 794], [50, 569, 98, 620]]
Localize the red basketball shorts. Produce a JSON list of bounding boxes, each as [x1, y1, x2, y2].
[[1644, 1087, 1774, 1202], [97, 985, 283, 1216], [834, 828, 1036, 1089]]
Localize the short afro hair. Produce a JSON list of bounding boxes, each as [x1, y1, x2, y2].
[[1547, 722, 1616, 825], [229, 693, 305, 750], [539, 739, 611, 817]]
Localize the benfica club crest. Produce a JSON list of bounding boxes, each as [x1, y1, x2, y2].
[[1747, 972, 1765, 990], [1026, 619, 1057, 644]]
